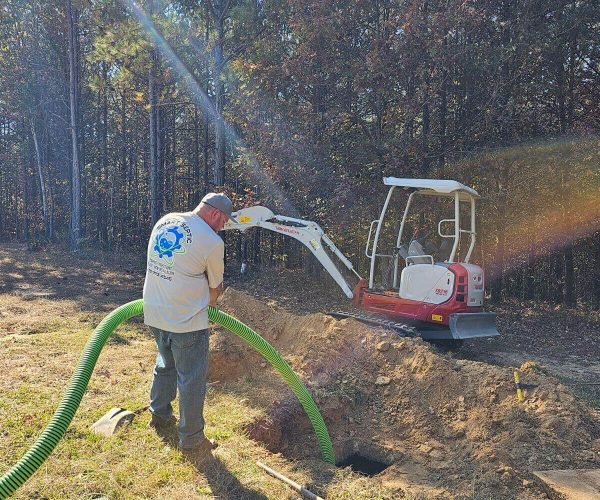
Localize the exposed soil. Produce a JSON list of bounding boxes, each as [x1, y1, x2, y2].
[[216, 288, 600, 498], [230, 265, 600, 390], [3, 244, 600, 498]]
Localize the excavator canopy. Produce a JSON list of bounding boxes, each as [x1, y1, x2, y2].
[[383, 177, 480, 200]]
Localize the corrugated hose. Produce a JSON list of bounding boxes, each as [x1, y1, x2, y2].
[[0, 299, 334, 498]]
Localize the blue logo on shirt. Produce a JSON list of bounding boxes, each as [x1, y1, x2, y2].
[[153, 226, 186, 264]]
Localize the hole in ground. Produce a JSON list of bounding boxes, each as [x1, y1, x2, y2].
[[245, 393, 401, 469], [337, 453, 391, 476]]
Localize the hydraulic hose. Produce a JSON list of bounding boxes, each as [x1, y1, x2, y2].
[[0, 299, 334, 498]]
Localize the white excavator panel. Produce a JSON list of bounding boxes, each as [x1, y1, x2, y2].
[[462, 263, 484, 307], [399, 264, 455, 304]]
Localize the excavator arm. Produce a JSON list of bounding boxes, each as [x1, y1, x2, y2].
[[224, 205, 498, 342], [223, 206, 360, 299]]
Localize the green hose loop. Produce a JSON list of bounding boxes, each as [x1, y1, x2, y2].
[[0, 299, 334, 498], [207, 306, 335, 464]]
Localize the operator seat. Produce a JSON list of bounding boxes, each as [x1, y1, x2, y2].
[[407, 240, 432, 264], [438, 238, 452, 262]]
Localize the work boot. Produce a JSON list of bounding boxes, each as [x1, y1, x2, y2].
[[181, 437, 218, 466], [148, 413, 178, 429]]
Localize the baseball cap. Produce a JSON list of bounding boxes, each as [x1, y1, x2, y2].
[[200, 192, 238, 223]]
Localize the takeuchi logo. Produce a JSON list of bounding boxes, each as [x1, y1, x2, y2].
[[153, 225, 186, 264]]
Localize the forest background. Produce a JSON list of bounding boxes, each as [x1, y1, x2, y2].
[[0, 0, 599, 307]]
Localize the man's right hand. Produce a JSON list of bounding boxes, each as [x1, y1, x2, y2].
[[209, 283, 223, 308]]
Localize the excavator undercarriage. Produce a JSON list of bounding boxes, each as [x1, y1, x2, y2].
[[223, 178, 500, 343]]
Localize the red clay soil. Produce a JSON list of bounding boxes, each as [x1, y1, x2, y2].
[[213, 288, 600, 498]]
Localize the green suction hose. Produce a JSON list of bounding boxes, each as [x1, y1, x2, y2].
[[208, 307, 335, 463], [0, 299, 334, 498]]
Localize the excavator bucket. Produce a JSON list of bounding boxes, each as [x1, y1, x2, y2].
[[448, 312, 499, 339]]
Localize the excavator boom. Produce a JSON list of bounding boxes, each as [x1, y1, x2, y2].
[[224, 204, 499, 343], [224, 206, 359, 299]]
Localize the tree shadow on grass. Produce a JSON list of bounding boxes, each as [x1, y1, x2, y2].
[[0, 243, 144, 314]]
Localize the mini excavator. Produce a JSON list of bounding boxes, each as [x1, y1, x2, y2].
[[224, 178, 499, 345]]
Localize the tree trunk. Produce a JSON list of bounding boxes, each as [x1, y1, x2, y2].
[[48, 185, 54, 241], [594, 233, 600, 308], [193, 106, 200, 204], [566, 36, 577, 130], [29, 116, 49, 240], [269, 231, 275, 265], [120, 93, 128, 244], [490, 194, 507, 303], [559, 168, 575, 306], [204, 108, 210, 191], [22, 155, 30, 244], [101, 62, 109, 247], [253, 228, 261, 264], [404, 76, 414, 142], [203, 19, 210, 192], [234, 231, 241, 263], [420, 0, 430, 175], [551, 253, 564, 304], [76, 6, 85, 239], [170, 105, 177, 208], [524, 238, 535, 300], [149, 43, 160, 225], [213, 17, 226, 186], [66, 0, 81, 251], [162, 105, 171, 210], [438, 37, 448, 170], [158, 97, 165, 211], [557, 64, 567, 134], [564, 243, 576, 307], [555, 22, 568, 134]]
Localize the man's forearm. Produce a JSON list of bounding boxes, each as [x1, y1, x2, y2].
[[209, 284, 223, 307]]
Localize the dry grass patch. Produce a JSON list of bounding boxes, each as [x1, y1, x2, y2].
[[0, 294, 82, 337], [0, 245, 401, 498], [0, 293, 400, 499]]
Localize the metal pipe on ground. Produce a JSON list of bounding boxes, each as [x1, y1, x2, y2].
[[256, 461, 324, 500]]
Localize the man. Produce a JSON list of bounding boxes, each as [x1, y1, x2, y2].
[[143, 192, 236, 462]]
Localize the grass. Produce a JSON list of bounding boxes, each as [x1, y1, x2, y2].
[[569, 385, 600, 411], [0, 293, 399, 499], [502, 407, 539, 429], [471, 469, 504, 500]]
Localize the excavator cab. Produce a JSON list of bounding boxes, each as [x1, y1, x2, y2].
[[224, 177, 499, 342], [359, 178, 498, 340], [365, 178, 479, 289]]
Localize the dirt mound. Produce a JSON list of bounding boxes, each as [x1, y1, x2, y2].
[[214, 288, 600, 498], [210, 290, 366, 384]]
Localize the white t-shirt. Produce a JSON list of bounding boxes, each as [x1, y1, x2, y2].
[[143, 212, 224, 332]]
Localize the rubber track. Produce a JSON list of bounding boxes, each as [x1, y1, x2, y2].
[[329, 310, 418, 336]]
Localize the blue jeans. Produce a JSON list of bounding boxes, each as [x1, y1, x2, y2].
[[149, 326, 209, 449]]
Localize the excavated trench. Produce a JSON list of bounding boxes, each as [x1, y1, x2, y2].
[[334, 438, 395, 476], [209, 288, 600, 497], [241, 390, 396, 475], [337, 453, 391, 477]]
